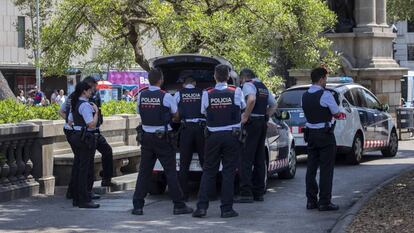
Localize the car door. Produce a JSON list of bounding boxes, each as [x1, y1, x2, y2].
[[266, 115, 290, 171], [361, 89, 389, 145], [349, 88, 377, 144]]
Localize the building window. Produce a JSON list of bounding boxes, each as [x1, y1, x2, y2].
[[17, 16, 25, 48], [408, 44, 414, 61], [408, 20, 414, 33]]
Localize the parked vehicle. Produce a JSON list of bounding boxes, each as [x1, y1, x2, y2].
[[146, 54, 296, 194], [276, 77, 398, 165]]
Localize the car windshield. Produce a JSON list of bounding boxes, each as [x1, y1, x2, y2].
[[277, 87, 339, 108], [277, 89, 308, 108]]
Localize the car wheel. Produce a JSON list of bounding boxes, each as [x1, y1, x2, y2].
[[278, 145, 296, 179], [381, 130, 398, 157], [149, 178, 166, 195], [347, 134, 363, 165]]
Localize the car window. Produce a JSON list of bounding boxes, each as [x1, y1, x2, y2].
[[277, 88, 339, 108], [344, 90, 356, 106], [277, 89, 307, 108], [350, 88, 367, 108], [363, 89, 381, 110]]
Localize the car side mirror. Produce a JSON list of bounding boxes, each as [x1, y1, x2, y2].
[[275, 111, 290, 120], [381, 104, 389, 112]]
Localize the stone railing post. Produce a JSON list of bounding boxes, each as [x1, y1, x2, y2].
[[117, 114, 140, 146], [15, 139, 26, 182], [6, 141, 17, 183], [24, 139, 34, 180], [0, 141, 10, 186], [26, 120, 56, 195]]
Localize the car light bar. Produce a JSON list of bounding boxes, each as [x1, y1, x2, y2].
[[327, 76, 354, 83]]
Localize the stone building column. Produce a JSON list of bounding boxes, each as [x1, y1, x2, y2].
[[356, 0, 377, 27], [376, 0, 387, 26]]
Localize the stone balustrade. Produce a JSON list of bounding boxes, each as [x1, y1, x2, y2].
[[0, 114, 140, 202], [0, 123, 40, 202]]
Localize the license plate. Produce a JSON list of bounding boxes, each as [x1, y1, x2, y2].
[[295, 136, 306, 146]]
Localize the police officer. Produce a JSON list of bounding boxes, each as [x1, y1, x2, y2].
[[70, 81, 100, 208], [236, 68, 277, 203], [174, 76, 205, 201], [83, 77, 115, 188], [132, 68, 193, 216], [302, 67, 344, 211], [192, 64, 246, 218]]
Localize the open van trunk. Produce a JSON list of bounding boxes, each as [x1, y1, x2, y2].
[[150, 54, 237, 94]]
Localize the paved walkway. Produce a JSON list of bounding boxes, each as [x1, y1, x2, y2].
[[1, 141, 413, 233]]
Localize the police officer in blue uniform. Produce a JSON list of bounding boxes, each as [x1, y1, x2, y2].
[[192, 64, 246, 218], [236, 68, 277, 203], [174, 76, 205, 201], [83, 77, 115, 188], [302, 67, 344, 211], [132, 68, 193, 216], [70, 81, 100, 208]]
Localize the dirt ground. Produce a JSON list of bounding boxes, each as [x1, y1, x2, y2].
[[348, 169, 414, 233]]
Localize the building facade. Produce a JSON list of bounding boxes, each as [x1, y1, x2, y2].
[[395, 20, 414, 71], [0, 0, 160, 99]]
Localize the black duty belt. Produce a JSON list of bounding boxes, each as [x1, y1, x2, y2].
[[308, 128, 332, 132]]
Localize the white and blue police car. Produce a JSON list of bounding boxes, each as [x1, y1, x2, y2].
[[143, 54, 297, 194], [276, 77, 398, 165]]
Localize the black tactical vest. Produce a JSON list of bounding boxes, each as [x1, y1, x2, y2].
[[206, 87, 241, 127], [64, 97, 71, 123], [89, 92, 103, 127], [302, 89, 332, 124], [178, 88, 204, 120], [247, 80, 269, 115], [73, 100, 96, 127], [139, 90, 170, 126]]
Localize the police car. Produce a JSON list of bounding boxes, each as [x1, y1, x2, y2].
[[276, 77, 398, 165], [145, 54, 296, 194]]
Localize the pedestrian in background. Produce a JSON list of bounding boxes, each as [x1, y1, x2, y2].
[[31, 86, 44, 105], [17, 90, 27, 104], [302, 67, 345, 211], [132, 68, 193, 216], [192, 64, 245, 218], [175, 76, 205, 201], [51, 89, 59, 104], [121, 90, 132, 102], [235, 68, 277, 203], [56, 89, 66, 106]]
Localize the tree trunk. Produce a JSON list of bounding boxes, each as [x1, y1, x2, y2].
[[0, 71, 16, 100]]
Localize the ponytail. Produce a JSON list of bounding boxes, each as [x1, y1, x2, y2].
[[71, 82, 92, 113]]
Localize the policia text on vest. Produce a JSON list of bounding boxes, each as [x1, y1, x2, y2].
[[175, 79, 206, 201], [192, 64, 246, 218], [132, 68, 193, 216]]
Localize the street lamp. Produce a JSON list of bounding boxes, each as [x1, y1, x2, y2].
[[35, 0, 41, 89]]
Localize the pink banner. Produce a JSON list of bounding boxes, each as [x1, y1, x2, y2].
[[108, 71, 149, 87]]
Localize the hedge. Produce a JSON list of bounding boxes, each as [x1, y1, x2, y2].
[[0, 99, 136, 124]]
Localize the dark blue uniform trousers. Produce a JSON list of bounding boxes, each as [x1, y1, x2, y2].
[[240, 118, 267, 197], [133, 133, 185, 209], [70, 132, 96, 204], [306, 129, 336, 205], [197, 131, 240, 212], [178, 123, 205, 198]]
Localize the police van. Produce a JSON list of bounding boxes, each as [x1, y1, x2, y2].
[[276, 77, 398, 165], [144, 54, 296, 194]]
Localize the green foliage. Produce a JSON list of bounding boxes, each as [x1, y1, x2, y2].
[[0, 99, 59, 124], [387, 0, 414, 22], [29, 0, 338, 90], [98, 100, 136, 117], [0, 99, 136, 124]]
